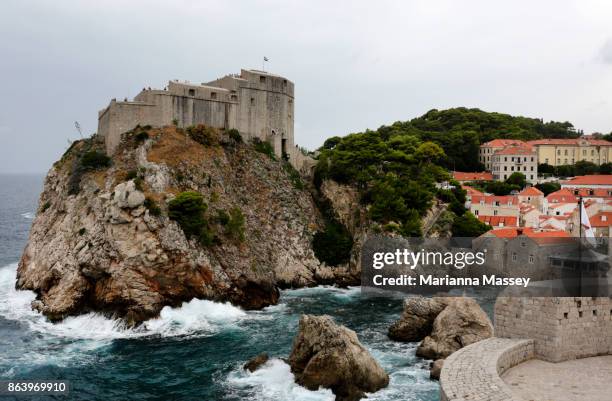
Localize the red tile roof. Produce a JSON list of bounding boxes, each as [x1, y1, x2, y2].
[[481, 139, 525, 148], [487, 227, 570, 244], [527, 138, 612, 146], [462, 185, 484, 196], [453, 171, 494, 181], [493, 144, 535, 155], [519, 187, 544, 196], [562, 175, 612, 186], [546, 188, 578, 203], [471, 195, 519, 205], [590, 211, 612, 227], [478, 215, 518, 227]]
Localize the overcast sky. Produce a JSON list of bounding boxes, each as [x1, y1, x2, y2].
[[2, 0, 612, 174]]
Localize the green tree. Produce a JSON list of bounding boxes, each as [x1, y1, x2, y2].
[[505, 172, 526, 188], [535, 182, 561, 196], [574, 160, 598, 176], [168, 191, 212, 245], [451, 213, 491, 237], [312, 220, 353, 266]]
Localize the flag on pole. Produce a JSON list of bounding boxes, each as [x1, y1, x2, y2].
[[580, 199, 596, 244], [263, 56, 269, 62]]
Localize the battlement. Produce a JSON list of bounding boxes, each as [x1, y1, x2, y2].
[[97, 68, 305, 169]]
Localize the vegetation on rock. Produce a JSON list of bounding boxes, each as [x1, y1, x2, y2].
[[451, 213, 491, 237], [168, 191, 213, 245]]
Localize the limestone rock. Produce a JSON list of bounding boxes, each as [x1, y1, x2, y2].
[[243, 353, 269, 372], [387, 296, 448, 342], [429, 359, 444, 380], [416, 298, 493, 360], [16, 128, 327, 324], [289, 314, 389, 401]]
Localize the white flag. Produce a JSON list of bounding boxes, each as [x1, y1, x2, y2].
[[580, 199, 596, 244], [264, 56, 269, 62]]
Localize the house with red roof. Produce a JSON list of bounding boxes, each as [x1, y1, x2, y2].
[[469, 194, 519, 228], [590, 211, 612, 237], [479, 139, 526, 171], [546, 188, 577, 204], [561, 175, 612, 189], [490, 143, 538, 183], [526, 138, 612, 167], [518, 186, 544, 210], [452, 171, 494, 183]]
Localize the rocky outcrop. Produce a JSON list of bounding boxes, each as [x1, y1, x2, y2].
[[387, 297, 449, 342], [389, 296, 493, 378], [289, 314, 389, 401], [416, 298, 493, 360], [17, 127, 334, 324], [244, 353, 269, 372]]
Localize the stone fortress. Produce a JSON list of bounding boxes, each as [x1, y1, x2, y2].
[[98, 68, 312, 170]]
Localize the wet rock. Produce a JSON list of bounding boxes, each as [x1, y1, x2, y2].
[[430, 359, 444, 380], [388, 297, 448, 342], [416, 298, 493, 360], [244, 353, 269, 372], [289, 314, 389, 401]]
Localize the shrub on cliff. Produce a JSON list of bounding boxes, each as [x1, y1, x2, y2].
[[168, 191, 213, 245], [227, 128, 242, 143], [312, 220, 353, 266], [80, 151, 111, 170], [226, 207, 246, 242], [186, 124, 219, 146], [252, 138, 275, 159]]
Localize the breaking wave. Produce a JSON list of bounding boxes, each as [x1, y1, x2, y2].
[[225, 358, 334, 401], [0, 263, 248, 341], [20, 212, 35, 220]]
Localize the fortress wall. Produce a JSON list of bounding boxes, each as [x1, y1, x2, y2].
[[99, 100, 161, 154], [495, 297, 612, 362]]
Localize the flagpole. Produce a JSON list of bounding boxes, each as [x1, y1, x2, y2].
[[578, 196, 582, 296]]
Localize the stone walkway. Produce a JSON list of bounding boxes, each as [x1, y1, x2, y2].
[[502, 355, 612, 401]]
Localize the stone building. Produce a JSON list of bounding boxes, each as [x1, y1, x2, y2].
[[490, 143, 538, 183], [526, 138, 612, 167], [98, 69, 311, 170], [479, 139, 525, 171]]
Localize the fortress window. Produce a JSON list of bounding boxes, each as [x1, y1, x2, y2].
[[231, 95, 237, 101], [188, 89, 195, 96], [260, 76, 266, 84], [250, 97, 255, 105], [211, 92, 217, 99]]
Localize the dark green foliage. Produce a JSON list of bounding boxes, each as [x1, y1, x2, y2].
[[126, 170, 138, 180], [172, 118, 179, 126], [226, 207, 246, 242], [451, 213, 491, 237], [322, 136, 342, 150], [186, 125, 218, 146], [283, 162, 304, 190], [168, 191, 212, 245], [252, 138, 276, 159], [574, 160, 599, 176], [555, 165, 574, 178], [227, 129, 242, 143], [215, 209, 230, 225], [538, 163, 555, 175], [40, 201, 51, 213], [535, 182, 561, 196], [80, 151, 111, 170], [144, 197, 161, 216], [135, 131, 149, 143], [312, 220, 353, 266], [505, 172, 526, 188], [600, 163, 612, 174]]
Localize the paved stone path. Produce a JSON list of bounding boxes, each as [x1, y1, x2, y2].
[[502, 355, 612, 401]]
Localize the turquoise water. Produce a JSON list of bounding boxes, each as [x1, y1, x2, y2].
[[0, 174, 443, 400]]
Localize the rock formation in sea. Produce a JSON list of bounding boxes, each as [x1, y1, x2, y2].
[[17, 126, 338, 324], [288, 314, 389, 401], [388, 296, 493, 378]]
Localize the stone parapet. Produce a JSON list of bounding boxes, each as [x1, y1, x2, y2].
[[440, 337, 534, 401]]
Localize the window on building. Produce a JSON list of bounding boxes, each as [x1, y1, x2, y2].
[[530, 166, 534, 171], [512, 252, 517, 261], [260, 76, 266, 84], [188, 89, 195, 96], [557, 150, 561, 155], [557, 159, 561, 164], [231, 94, 237, 101], [494, 210, 498, 216], [511, 166, 514, 171], [505, 157, 508, 162], [545, 158, 549, 163], [474, 210, 479, 215], [529, 255, 534, 263], [521, 241, 526, 247], [564, 149, 568, 155], [531, 157, 534, 162], [591, 149, 595, 155], [210, 92, 217, 99], [583, 150, 587, 155], [530, 175, 534, 180], [250, 97, 255, 105]]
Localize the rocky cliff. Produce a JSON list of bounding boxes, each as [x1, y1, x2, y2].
[[17, 126, 330, 324]]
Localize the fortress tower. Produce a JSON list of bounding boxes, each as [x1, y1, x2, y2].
[[98, 69, 308, 168]]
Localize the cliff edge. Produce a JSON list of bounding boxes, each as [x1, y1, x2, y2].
[[17, 126, 327, 324]]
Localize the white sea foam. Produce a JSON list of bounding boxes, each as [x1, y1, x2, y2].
[[226, 358, 334, 401], [20, 212, 35, 219], [282, 285, 362, 299], [0, 263, 248, 340]]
